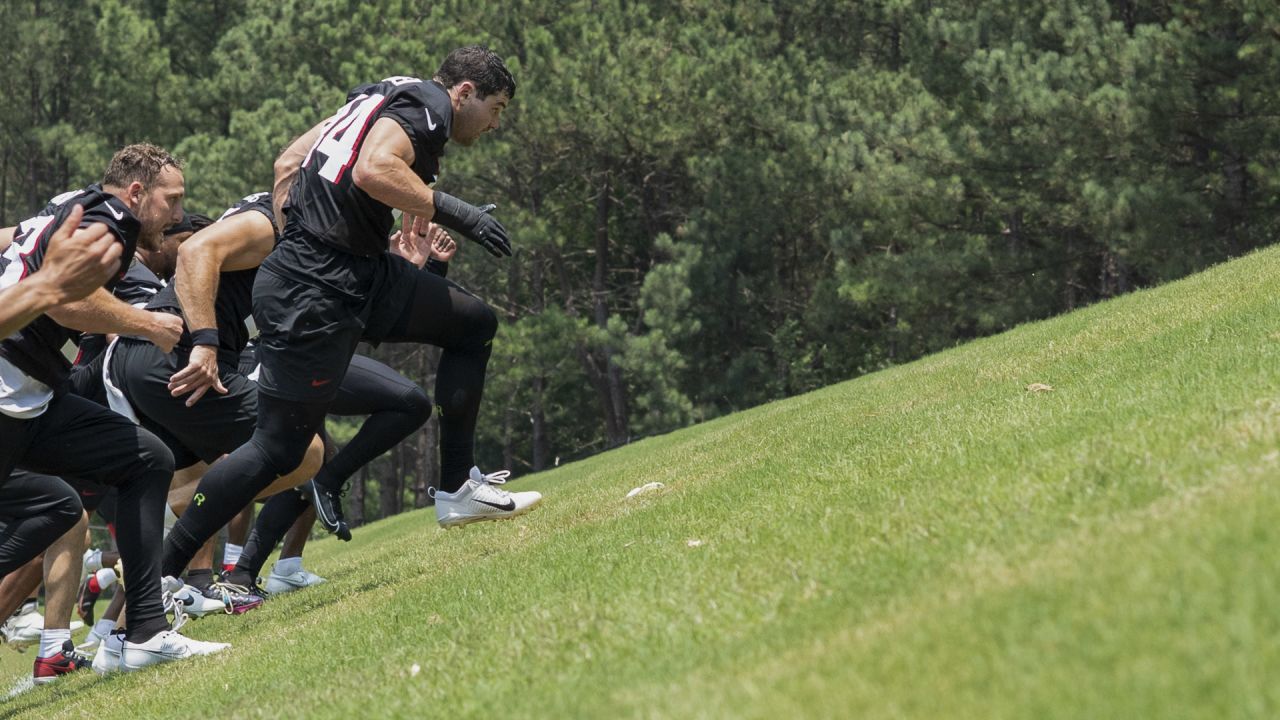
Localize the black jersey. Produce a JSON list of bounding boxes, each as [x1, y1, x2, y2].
[[0, 187, 140, 390], [147, 192, 276, 364], [285, 76, 452, 257]]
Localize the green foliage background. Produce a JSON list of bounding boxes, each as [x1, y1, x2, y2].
[[2, 0, 1277, 521]]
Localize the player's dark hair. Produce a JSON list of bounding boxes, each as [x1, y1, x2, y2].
[[434, 45, 516, 100], [102, 143, 183, 189]]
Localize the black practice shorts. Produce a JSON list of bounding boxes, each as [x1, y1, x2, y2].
[[109, 338, 257, 468], [252, 233, 417, 405]]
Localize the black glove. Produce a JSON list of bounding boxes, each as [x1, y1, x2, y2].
[[431, 191, 512, 258]]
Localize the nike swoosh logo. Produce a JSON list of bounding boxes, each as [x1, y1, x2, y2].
[[424, 108, 437, 131], [311, 378, 333, 387], [106, 203, 124, 220], [477, 498, 516, 512]]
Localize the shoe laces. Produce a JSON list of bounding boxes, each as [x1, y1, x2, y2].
[[476, 470, 513, 499], [163, 590, 189, 632]]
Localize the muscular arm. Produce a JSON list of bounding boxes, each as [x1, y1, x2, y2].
[[174, 211, 276, 333], [0, 226, 14, 253], [272, 125, 326, 233], [351, 118, 438, 219], [0, 283, 61, 337], [46, 288, 181, 351]]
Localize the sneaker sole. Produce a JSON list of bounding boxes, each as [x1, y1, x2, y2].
[[437, 499, 541, 529]]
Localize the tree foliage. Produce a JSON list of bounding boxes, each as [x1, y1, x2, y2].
[[3, 0, 1278, 522]]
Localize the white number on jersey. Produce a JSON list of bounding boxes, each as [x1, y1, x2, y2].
[[302, 93, 388, 183], [0, 214, 57, 289]]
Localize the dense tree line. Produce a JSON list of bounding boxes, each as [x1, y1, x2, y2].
[[3, 0, 1277, 524]]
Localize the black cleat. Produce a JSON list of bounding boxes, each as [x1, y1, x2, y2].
[[306, 480, 351, 541]]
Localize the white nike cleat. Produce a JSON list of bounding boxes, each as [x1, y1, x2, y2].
[[2, 601, 44, 649], [92, 633, 124, 675], [265, 565, 325, 595], [121, 630, 229, 671], [174, 584, 227, 618], [433, 467, 542, 529], [298, 569, 326, 587]]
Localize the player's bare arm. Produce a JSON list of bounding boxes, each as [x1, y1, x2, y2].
[[0, 225, 14, 254], [351, 118, 437, 218], [353, 119, 510, 257], [272, 125, 325, 233], [168, 210, 276, 406], [47, 286, 183, 353]]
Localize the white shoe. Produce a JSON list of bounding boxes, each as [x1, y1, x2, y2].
[[121, 630, 229, 671], [174, 584, 227, 618], [298, 569, 326, 587], [433, 467, 542, 529], [92, 633, 124, 675], [2, 601, 43, 649], [264, 562, 326, 595]]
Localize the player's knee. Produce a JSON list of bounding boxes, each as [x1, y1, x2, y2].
[[50, 486, 84, 530], [400, 386, 433, 425], [135, 430, 176, 485], [475, 302, 498, 343]]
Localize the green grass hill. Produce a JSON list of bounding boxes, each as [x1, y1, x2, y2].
[[6, 246, 1280, 719]]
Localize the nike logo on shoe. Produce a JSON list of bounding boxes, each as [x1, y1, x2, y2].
[[477, 498, 516, 512]]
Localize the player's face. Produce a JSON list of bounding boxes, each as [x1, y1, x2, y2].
[[135, 166, 186, 251], [452, 88, 509, 146]]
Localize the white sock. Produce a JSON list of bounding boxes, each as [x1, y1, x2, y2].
[[102, 632, 124, 652], [93, 619, 115, 638], [223, 543, 244, 567], [274, 556, 303, 576], [38, 628, 71, 658], [163, 504, 179, 528]]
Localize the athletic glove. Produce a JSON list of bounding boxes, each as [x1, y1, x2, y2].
[[430, 191, 512, 258]]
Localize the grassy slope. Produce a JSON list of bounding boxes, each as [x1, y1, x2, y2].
[[5, 247, 1280, 719]]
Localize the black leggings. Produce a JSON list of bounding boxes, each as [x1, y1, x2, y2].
[[235, 354, 432, 578], [163, 270, 496, 577], [0, 394, 174, 642]]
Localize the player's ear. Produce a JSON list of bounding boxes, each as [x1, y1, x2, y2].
[[128, 181, 145, 205]]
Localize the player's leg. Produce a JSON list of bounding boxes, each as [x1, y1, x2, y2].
[[267, 504, 325, 592], [223, 505, 254, 574], [0, 449, 84, 582], [32, 511, 89, 682], [375, 264, 541, 526], [17, 394, 226, 670], [308, 353, 433, 537], [162, 268, 356, 579]]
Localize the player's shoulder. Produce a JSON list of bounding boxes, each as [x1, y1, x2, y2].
[[372, 77, 451, 149], [218, 192, 273, 223], [30, 185, 137, 242]]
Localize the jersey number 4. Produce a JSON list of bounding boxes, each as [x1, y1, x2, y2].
[[302, 93, 389, 183]]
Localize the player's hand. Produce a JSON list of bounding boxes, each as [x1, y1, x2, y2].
[[427, 223, 457, 262], [167, 344, 228, 407], [430, 191, 512, 258], [144, 312, 185, 354], [37, 207, 121, 304], [390, 215, 433, 268]]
